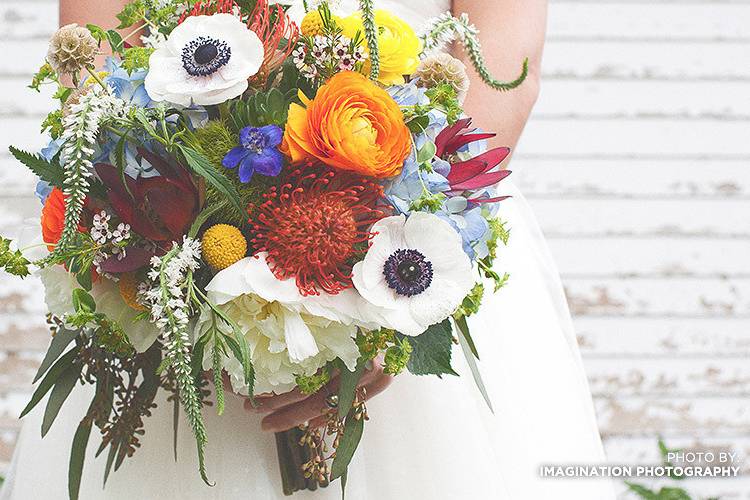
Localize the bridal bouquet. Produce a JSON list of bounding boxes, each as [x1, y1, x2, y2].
[[2, 0, 526, 497]]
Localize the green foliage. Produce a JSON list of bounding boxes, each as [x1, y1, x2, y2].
[[329, 411, 364, 481], [358, 0, 380, 80], [87, 24, 125, 55], [116, 0, 147, 29], [66, 289, 136, 357], [178, 144, 244, 216], [228, 88, 295, 131], [41, 109, 65, 139], [122, 47, 155, 73], [480, 215, 511, 291], [425, 83, 462, 124], [0, 237, 31, 277], [409, 191, 446, 213], [625, 483, 693, 500], [456, 282, 485, 319], [295, 367, 332, 395], [397, 320, 458, 377], [9, 146, 65, 188], [356, 328, 395, 360], [383, 337, 412, 375], [420, 13, 528, 92], [29, 63, 58, 92]]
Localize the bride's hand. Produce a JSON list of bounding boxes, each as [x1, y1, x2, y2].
[[244, 358, 393, 433]]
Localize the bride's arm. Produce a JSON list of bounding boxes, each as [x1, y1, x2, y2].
[[60, 0, 132, 30], [452, 0, 547, 149]]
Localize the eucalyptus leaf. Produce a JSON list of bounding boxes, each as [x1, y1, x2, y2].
[[21, 348, 79, 418], [455, 319, 493, 413], [329, 414, 364, 481], [102, 442, 119, 487], [68, 415, 92, 500], [416, 141, 436, 164], [336, 359, 366, 420], [42, 361, 83, 436], [34, 327, 80, 383], [454, 315, 479, 359]]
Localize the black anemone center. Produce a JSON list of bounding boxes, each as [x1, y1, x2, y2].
[[181, 36, 231, 77], [194, 43, 218, 65], [383, 249, 433, 297]]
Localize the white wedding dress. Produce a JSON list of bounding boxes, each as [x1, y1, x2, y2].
[[1, 1, 615, 499]]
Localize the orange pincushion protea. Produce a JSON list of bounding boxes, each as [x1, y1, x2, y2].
[[281, 71, 412, 179], [249, 164, 388, 296]]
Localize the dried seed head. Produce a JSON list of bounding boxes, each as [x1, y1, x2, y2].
[[47, 23, 98, 76], [414, 52, 470, 103]]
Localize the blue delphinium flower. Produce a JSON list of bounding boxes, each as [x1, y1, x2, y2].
[[222, 125, 284, 183]]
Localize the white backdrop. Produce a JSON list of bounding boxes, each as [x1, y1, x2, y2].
[[0, 0, 748, 497]]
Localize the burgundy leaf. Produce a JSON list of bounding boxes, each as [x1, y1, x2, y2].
[[447, 148, 511, 184], [99, 247, 155, 273], [444, 132, 497, 156], [435, 117, 473, 156], [467, 195, 511, 204], [451, 170, 512, 191]]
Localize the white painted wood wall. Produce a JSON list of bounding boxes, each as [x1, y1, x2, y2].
[[0, 1, 748, 497]]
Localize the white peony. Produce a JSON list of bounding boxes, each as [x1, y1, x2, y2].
[[145, 14, 264, 107], [196, 254, 370, 395], [38, 266, 160, 352], [352, 212, 475, 336]]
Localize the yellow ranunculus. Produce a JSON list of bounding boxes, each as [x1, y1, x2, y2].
[[339, 9, 421, 86]]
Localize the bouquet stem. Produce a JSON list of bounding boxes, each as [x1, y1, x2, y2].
[[275, 427, 329, 495]]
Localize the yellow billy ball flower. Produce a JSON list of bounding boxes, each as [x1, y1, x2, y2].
[[301, 10, 340, 37], [340, 9, 421, 86], [118, 273, 147, 312], [202, 224, 248, 271]]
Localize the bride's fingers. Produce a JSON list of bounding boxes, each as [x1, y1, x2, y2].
[[261, 372, 394, 433], [261, 389, 330, 432], [245, 361, 385, 415]]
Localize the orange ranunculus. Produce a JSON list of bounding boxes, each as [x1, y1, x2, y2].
[[281, 71, 412, 178], [41, 188, 67, 251]]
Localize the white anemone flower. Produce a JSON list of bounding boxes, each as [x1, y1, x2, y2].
[[352, 212, 474, 336], [145, 14, 264, 107], [196, 253, 372, 395]]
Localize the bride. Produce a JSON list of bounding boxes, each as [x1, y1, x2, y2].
[[2, 0, 615, 499]]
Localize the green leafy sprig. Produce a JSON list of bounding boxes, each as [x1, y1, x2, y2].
[[358, 0, 380, 80], [420, 13, 528, 92]]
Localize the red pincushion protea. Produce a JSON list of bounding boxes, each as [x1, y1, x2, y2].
[[247, 0, 299, 81], [250, 165, 388, 296], [179, 0, 237, 23]]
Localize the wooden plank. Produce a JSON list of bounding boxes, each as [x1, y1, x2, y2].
[[0, 275, 46, 316], [517, 119, 750, 157], [595, 396, 750, 437], [585, 358, 750, 397], [0, 41, 49, 77], [523, 198, 750, 238], [0, 77, 56, 117], [541, 40, 750, 81], [564, 278, 750, 317], [514, 159, 750, 199], [575, 317, 750, 358], [547, 3, 750, 41], [549, 238, 750, 278], [0, 2, 57, 40], [0, 196, 41, 238], [0, 117, 50, 153], [535, 80, 750, 120], [604, 436, 750, 468], [0, 156, 39, 197]]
